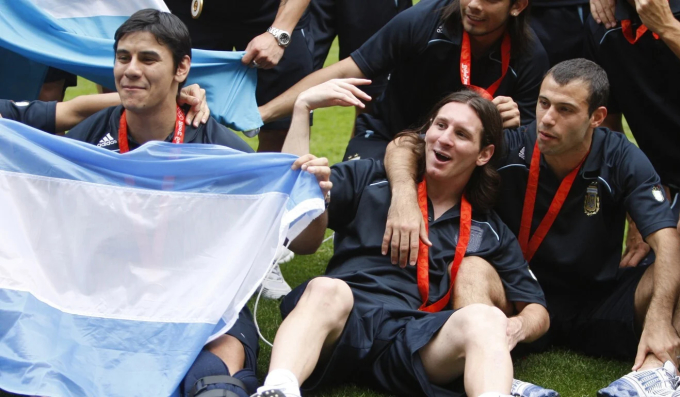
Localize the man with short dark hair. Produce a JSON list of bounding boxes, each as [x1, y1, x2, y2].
[[259, 0, 549, 162], [383, 59, 680, 397], [63, 9, 273, 397]]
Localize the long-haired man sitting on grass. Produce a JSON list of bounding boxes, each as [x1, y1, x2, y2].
[[253, 80, 551, 397]]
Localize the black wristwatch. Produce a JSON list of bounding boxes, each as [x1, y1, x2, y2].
[[267, 26, 291, 47]]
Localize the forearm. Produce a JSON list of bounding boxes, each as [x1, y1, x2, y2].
[[514, 303, 550, 343], [658, 19, 680, 61], [259, 58, 365, 123], [644, 228, 680, 325], [281, 101, 312, 156], [385, 138, 419, 193], [55, 93, 120, 132], [272, 0, 310, 32], [288, 212, 328, 254]]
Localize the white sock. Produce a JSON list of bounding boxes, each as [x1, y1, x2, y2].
[[478, 392, 513, 397], [258, 368, 301, 397]]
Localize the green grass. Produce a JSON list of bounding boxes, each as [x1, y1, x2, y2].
[[9, 37, 638, 397]]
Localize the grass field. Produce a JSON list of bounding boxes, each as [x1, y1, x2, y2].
[[2, 36, 639, 397]]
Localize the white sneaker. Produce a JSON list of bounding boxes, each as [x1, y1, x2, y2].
[[598, 361, 680, 397], [511, 379, 560, 397], [275, 246, 295, 264], [258, 246, 293, 300]]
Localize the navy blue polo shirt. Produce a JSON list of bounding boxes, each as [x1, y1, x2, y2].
[[496, 122, 677, 304], [585, 0, 680, 188], [327, 159, 546, 309], [0, 99, 57, 134], [350, 0, 549, 137], [66, 105, 254, 153]]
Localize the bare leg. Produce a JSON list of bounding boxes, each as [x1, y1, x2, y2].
[[205, 334, 246, 373], [420, 304, 513, 396], [268, 277, 354, 384], [453, 256, 513, 315], [38, 80, 66, 102], [257, 129, 288, 153]]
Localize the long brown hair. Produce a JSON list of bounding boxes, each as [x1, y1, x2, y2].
[[441, 0, 533, 56], [394, 90, 504, 212]]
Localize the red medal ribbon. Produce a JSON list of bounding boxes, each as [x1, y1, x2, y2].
[[460, 31, 511, 101], [518, 141, 588, 263], [620, 0, 666, 44], [416, 179, 472, 313], [621, 20, 660, 44], [118, 105, 186, 153]]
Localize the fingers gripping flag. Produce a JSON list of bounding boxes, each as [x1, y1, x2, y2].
[[0, 119, 324, 397], [0, 0, 262, 132]]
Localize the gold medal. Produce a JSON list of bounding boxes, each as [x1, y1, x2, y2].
[[191, 0, 203, 19]]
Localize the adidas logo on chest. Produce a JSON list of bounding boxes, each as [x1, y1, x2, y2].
[[97, 133, 117, 147]]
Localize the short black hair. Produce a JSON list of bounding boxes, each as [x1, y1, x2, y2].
[[545, 58, 609, 115], [114, 9, 192, 87]]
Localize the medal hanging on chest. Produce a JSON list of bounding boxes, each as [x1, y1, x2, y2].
[[517, 141, 588, 262], [118, 105, 185, 154], [460, 31, 511, 101], [416, 180, 472, 313]]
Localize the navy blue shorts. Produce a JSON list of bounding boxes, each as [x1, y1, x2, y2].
[[225, 306, 259, 372], [518, 265, 647, 360], [164, 1, 314, 131], [309, 0, 412, 98], [529, 4, 591, 66], [280, 279, 465, 397]]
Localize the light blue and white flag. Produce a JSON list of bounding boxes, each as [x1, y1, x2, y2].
[[0, 119, 324, 397], [0, 0, 262, 132]]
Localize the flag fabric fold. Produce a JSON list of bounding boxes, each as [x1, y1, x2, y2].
[[0, 0, 263, 132], [0, 119, 324, 396]]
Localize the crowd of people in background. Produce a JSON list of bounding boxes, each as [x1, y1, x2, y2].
[[1, 0, 680, 396]]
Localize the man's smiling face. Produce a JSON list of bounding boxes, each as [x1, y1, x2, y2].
[[114, 31, 181, 114]]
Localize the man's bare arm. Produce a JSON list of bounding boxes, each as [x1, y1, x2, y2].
[[507, 302, 550, 350], [259, 57, 366, 124], [242, 0, 311, 69], [636, 0, 680, 60], [55, 93, 120, 133], [382, 138, 430, 268], [634, 227, 680, 370]]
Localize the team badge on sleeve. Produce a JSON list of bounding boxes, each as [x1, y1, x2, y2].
[[191, 0, 203, 19], [652, 185, 665, 202], [584, 182, 600, 216]]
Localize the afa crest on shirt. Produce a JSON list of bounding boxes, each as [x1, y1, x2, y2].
[[584, 181, 599, 216]]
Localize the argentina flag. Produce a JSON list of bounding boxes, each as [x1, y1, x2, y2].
[[0, 119, 325, 397], [0, 0, 262, 132]]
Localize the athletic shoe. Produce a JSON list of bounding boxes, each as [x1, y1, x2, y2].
[[511, 379, 560, 397], [250, 390, 287, 397], [258, 246, 293, 299], [275, 246, 295, 264], [597, 361, 679, 397]]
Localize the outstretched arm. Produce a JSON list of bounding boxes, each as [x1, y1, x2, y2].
[[259, 58, 367, 124], [282, 78, 371, 156], [382, 138, 431, 268], [55, 84, 210, 132], [634, 227, 680, 370], [506, 302, 550, 351]]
